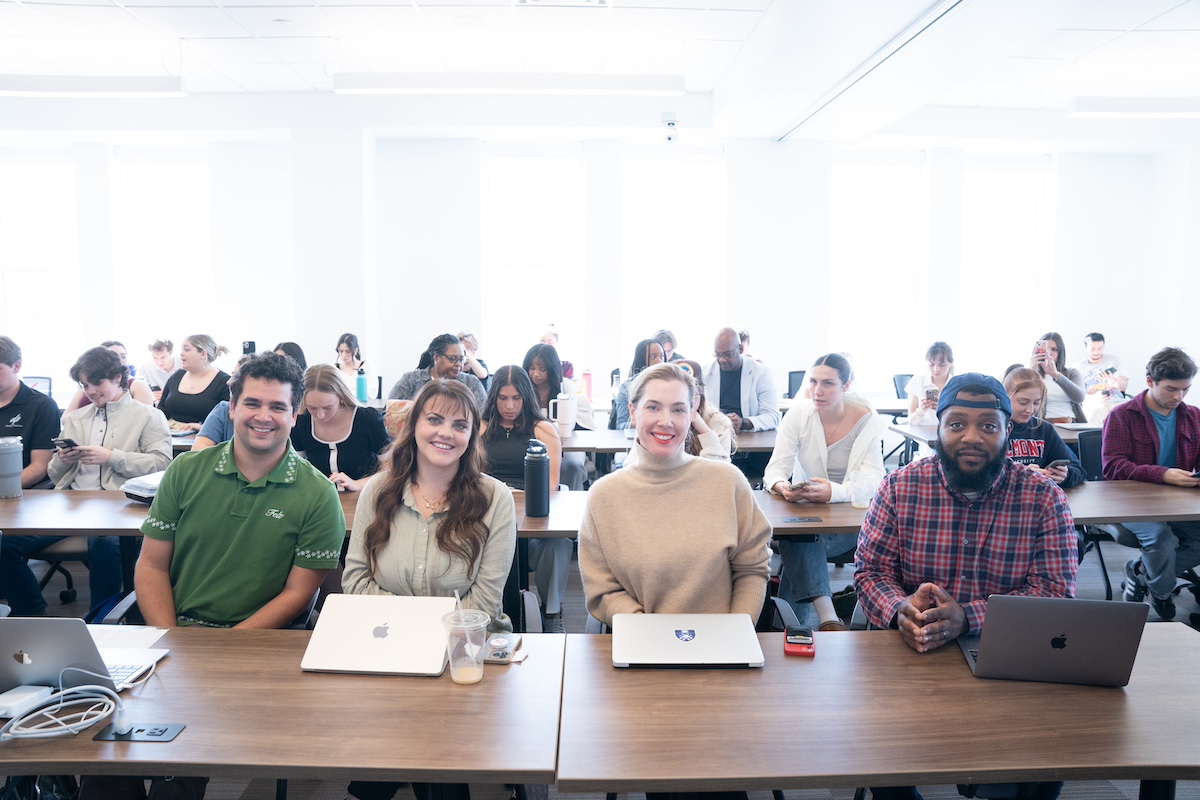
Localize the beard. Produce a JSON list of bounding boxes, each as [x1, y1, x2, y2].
[[935, 435, 1008, 493]]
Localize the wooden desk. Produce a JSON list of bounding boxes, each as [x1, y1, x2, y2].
[[753, 490, 863, 536], [560, 429, 634, 454], [556, 625, 1200, 794], [736, 429, 776, 453], [1064, 480, 1200, 525], [0, 628, 565, 783]]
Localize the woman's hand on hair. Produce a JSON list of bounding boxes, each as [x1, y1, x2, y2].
[[690, 408, 712, 435]]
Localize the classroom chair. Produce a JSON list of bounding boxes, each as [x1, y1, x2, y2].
[[28, 536, 88, 604]]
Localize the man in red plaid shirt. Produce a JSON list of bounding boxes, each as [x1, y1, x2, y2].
[[856, 372, 1078, 652], [1101, 347, 1200, 622]]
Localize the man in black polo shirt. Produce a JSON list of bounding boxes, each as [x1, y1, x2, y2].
[[0, 336, 60, 488]]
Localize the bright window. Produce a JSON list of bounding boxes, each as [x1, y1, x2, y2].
[[481, 152, 585, 369], [620, 151, 725, 376], [830, 158, 924, 393]]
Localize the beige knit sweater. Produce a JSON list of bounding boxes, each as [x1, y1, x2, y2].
[[579, 441, 772, 626]]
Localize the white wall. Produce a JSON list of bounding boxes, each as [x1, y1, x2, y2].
[[3, 99, 1200, 406]]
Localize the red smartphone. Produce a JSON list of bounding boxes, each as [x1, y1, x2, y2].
[[784, 625, 815, 657]]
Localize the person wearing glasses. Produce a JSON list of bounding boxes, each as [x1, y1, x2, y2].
[[703, 326, 780, 481], [388, 333, 487, 408]]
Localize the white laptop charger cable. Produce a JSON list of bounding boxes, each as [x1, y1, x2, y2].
[[0, 663, 154, 741]]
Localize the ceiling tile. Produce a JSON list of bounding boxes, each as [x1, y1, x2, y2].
[[971, 56, 1069, 83], [121, 0, 217, 7], [126, 6, 249, 37], [1084, 30, 1200, 61], [320, 5, 424, 36], [183, 36, 282, 63], [1139, 0, 1200, 30], [344, 37, 445, 70], [1053, 0, 1184, 31], [608, 7, 702, 38], [682, 39, 741, 65], [221, 5, 333, 36], [18, 4, 157, 37], [934, 78, 1027, 107], [708, 0, 770, 9], [1014, 29, 1122, 60], [260, 35, 336, 60], [614, 0, 706, 8], [217, 0, 316, 7], [683, 63, 726, 92], [287, 60, 334, 85], [416, 4, 517, 35], [696, 9, 761, 39], [509, 5, 609, 36]]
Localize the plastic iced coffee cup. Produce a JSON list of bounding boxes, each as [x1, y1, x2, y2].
[[442, 609, 489, 684]]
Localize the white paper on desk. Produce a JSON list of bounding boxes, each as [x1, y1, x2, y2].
[[87, 624, 168, 649]]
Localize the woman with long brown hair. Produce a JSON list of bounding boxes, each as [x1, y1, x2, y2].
[[342, 379, 515, 800]]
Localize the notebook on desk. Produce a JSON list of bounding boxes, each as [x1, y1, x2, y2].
[[957, 595, 1148, 687], [611, 613, 764, 668], [301, 594, 458, 677], [0, 617, 168, 696]]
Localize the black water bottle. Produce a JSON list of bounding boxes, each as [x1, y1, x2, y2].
[[524, 439, 550, 518]]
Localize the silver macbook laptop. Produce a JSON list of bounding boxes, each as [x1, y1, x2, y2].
[[611, 613, 764, 668], [958, 595, 1148, 687], [0, 617, 168, 694], [301, 594, 458, 677]]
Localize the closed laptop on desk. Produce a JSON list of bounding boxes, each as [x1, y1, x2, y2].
[[0, 618, 167, 694], [302, 594, 458, 677], [958, 595, 1148, 687], [611, 613, 764, 668]]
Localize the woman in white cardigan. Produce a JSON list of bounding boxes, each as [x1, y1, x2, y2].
[[764, 353, 884, 631]]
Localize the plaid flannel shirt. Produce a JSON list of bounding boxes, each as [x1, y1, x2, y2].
[[1101, 390, 1200, 482], [855, 456, 1077, 634]]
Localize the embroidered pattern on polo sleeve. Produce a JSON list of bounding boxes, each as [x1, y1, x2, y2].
[[296, 547, 340, 560], [144, 514, 177, 532]]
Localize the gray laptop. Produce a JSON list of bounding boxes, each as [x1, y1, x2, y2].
[[301, 594, 458, 677], [611, 613, 764, 668], [958, 595, 1148, 687], [0, 617, 168, 694]]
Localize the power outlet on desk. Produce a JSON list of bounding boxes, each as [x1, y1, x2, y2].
[[94, 723, 186, 742]]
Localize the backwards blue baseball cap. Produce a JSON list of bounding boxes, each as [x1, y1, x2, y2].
[[935, 372, 1012, 418]]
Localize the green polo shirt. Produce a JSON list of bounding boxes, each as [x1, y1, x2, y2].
[[142, 439, 344, 627]]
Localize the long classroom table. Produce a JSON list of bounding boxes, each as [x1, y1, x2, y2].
[[0, 627, 565, 784], [557, 624, 1200, 797], [559, 428, 778, 453]]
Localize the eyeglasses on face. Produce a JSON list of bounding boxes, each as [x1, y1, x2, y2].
[[714, 349, 739, 360], [438, 353, 465, 366]]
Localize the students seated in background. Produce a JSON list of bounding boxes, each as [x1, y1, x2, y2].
[[539, 323, 573, 379], [343, 379, 515, 800], [522, 342, 593, 488], [856, 373, 1076, 800], [389, 333, 487, 409], [1102, 347, 1200, 622], [84, 353, 343, 800], [158, 334, 231, 432], [479, 366, 567, 632], [580, 363, 771, 628], [905, 341, 954, 425], [334, 332, 372, 402], [654, 329, 684, 362], [764, 354, 884, 631], [611, 338, 665, 429], [456, 331, 490, 387], [0, 347, 171, 616], [191, 355, 250, 451], [0, 335, 59, 488], [63, 341, 155, 411], [1003, 367, 1084, 488], [1029, 331, 1086, 423], [273, 341, 307, 371], [1075, 331, 1129, 423], [140, 338, 180, 405], [292, 364, 390, 493]]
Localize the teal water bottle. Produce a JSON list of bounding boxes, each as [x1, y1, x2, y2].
[[356, 367, 368, 403]]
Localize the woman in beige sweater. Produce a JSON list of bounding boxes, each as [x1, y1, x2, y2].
[[579, 362, 772, 627]]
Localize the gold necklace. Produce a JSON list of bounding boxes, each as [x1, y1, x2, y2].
[[412, 482, 446, 512]]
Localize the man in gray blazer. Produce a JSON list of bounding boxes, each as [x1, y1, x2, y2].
[[704, 327, 781, 482]]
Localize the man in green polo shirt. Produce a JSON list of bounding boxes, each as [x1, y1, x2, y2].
[[136, 351, 344, 629]]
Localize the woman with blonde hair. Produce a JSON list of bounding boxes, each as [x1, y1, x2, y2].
[[1003, 367, 1083, 488], [292, 364, 390, 493], [157, 334, 231, 431], [580, 362, 771, 627]]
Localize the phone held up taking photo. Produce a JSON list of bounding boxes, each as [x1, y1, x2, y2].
[[784, 626, 815, 657]]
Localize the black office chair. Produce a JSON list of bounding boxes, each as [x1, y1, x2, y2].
[[787, 370, 806, 399], [892, 373, 913, 400]]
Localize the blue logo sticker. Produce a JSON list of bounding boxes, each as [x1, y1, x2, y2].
[[675, 629, 695, 642]]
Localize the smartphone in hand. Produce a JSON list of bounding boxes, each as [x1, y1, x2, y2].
[[52, 438, 79, 450]]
